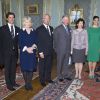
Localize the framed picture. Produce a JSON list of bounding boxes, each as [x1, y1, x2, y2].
[[27, 4, 38, 14], [69, 9, 83, 26]]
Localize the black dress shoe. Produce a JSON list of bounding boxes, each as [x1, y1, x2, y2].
[[7, 87, 16, 91], [41, 83, 46, 87], [95, 73, 100, 77], [96, 78, 100, 82], [48, 80, 54, 83], [59, 79, 64, 82], [95, 67, 100, 72], [64, 77, 72, 81], [25, 85, 30, 91], [13, 84, 20, 87], [25, 85, 33, 91]]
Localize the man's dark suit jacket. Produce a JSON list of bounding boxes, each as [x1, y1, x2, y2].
[[0, 24, 20, 63], [36, 25, 53, 56]]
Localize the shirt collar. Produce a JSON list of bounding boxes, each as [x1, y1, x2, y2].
[[43, 23, 49, 28], [22, 28, 33, 31], [8, 23, 14, 27], [62, 24, 68, 29]]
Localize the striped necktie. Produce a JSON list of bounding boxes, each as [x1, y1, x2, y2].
[[11, 25, 14, 38], [47, 26, 51, 36]]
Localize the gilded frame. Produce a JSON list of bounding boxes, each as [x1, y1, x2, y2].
[[27, 4, 38, 15], [69, 9, 83, 26]]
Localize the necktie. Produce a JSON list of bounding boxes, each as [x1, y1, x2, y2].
[[65, 26, 69, 35], [47, 26, 51, 36], [11, 25, 14, 38]]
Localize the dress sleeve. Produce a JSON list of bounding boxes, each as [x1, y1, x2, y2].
[[18, 31, 26, 51], [71, 30, 74, 53]]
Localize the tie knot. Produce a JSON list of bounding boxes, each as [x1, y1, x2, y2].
[[11, 25, 13, 28], [47, 25, 49, 29], [11, 25, 14, 31]]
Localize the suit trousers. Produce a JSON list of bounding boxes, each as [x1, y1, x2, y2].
[[57, 52, 70, 79], [39, 55, 52, 83], [4, 51, 17, 88]]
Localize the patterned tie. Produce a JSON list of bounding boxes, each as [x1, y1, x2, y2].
[[65, 26, 69, 35], [11, 25, 14, 38]]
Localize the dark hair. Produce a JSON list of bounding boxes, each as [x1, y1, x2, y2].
[[6, 12, 15, 18], [75, 18, 85, 29], [93, 16, 99, 20]]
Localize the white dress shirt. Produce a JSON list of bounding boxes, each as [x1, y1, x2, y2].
[[43, 23, 51, 36], [8, 23, 15, 37]]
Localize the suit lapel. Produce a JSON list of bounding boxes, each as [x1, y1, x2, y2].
[[15, 26, 17, 36], [6, 24, 11, 33], [42, 25, 50, 36], [5, 25, 13, 38], [6, 24, 18, 38], [61, 25, 71, 36], [49, 26, 53, 36], [42, 25, 53, 37], [61, 25, 67, 36]]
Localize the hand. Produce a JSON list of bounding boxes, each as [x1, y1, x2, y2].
[[26, 47, 33, 53], [70, 51, 73, 55], [85, 51, 87, 55], [39, 52, 44, 58], [32, 44, 37, 49]]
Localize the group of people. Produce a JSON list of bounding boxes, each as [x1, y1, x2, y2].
[[0, 11, 100, 91], [0, 12, 54, 91], [54, 15, 100, 82]]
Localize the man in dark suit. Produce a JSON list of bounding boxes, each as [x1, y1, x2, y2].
[[0, 27, 4, 67], [0, 12, 20, 91], [36, 14, 53, 86], [53, 15, 72, 82]]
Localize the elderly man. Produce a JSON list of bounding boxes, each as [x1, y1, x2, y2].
[[36, 14, 54, 86], [53, 15, 72, 82]]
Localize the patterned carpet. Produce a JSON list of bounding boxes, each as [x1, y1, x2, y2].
[[31, 65, 75, 100], [0, 67, 38, 100], [31, 66, 100, 100], [32, 78, 90, 100], [78, 71, 100, 100], [1, 65, 100, 100]]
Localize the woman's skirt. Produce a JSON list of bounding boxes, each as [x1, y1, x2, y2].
[[72, 48, 86, 63]]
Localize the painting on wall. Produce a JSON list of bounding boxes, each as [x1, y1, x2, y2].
[[69, 9, 83, 26], [27, 4, 38, 15], [69, 4, 83, 26]]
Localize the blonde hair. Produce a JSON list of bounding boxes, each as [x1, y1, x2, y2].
[[22, 16, 33, 28]]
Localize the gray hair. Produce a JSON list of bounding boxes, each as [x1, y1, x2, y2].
[[62, 15, 69, 23], [43, 14, 51, 19]]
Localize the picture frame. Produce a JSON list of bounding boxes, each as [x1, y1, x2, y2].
[[69, 9, 83, 26], [27, 4, 38, 15]]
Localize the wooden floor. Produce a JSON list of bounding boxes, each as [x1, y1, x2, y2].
[[4, 59, 57, 100], [2, 59, 100, 100]]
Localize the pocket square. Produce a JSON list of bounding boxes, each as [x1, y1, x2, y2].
[[16, 33, 19, 35]]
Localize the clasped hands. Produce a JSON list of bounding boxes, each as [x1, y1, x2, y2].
[[26, 44, 37, 54]]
